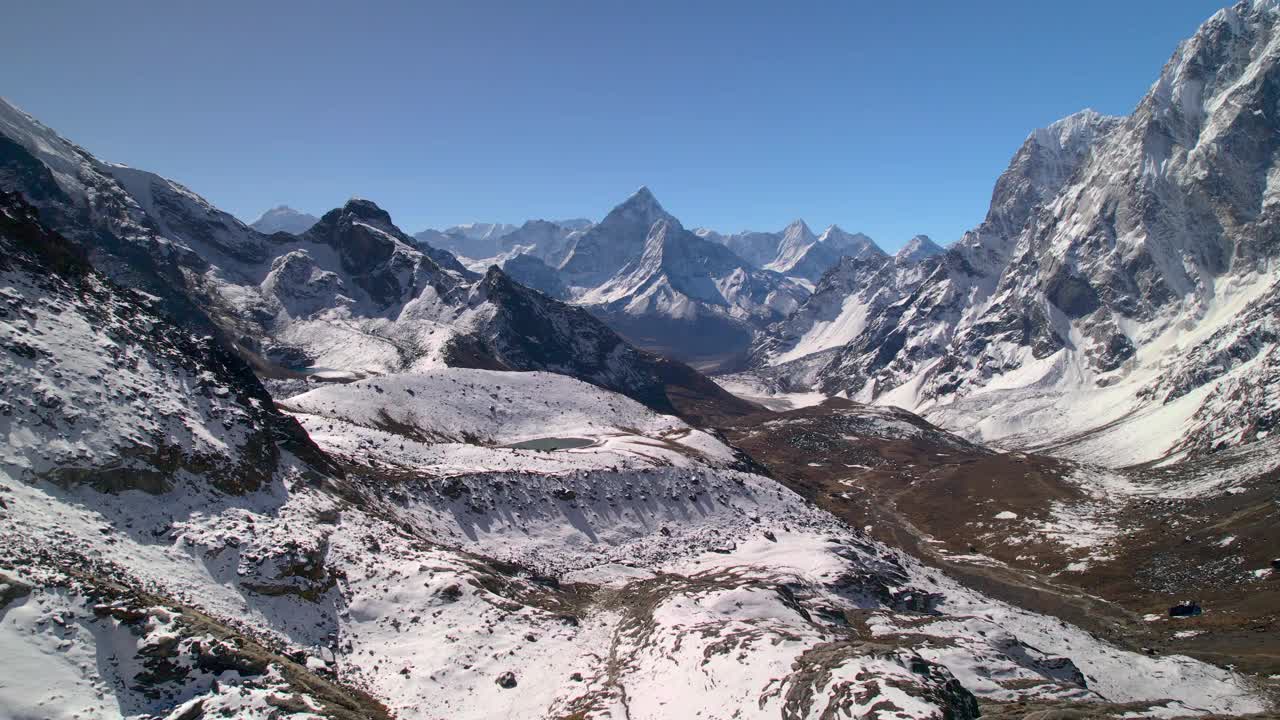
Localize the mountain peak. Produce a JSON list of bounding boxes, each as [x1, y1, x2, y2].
[[617, 185, 665, 215], [341, 197, 394, 225], [780, 219, 816, 248], [815, 225, 885, 259], [817, 224, 862, 243], [309, 197, 405, 244], [249, 205, 319, 235], [593, 185, 673, 231], [1026, 108, 1122, 159], [895, 234, 945, 263]]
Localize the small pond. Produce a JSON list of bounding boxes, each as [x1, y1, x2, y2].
[[505, 437, 595, 451]]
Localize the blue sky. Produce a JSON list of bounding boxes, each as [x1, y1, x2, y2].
[[2, 1, 1225, 249]]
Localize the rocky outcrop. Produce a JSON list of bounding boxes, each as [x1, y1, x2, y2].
[[0, 191, 336, 493]]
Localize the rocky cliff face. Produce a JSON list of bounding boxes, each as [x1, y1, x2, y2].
[[753, 1, 1280, 463], [0, 191, 334, 493]]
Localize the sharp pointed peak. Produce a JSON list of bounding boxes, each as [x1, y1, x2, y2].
[[895, 234, 945, 261], [780, 219, 816, 245], [603, 185, 671, 222], [624, 185, 661, 207]]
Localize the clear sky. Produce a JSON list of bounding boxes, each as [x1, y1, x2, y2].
[[2, 0, 1226, 249]]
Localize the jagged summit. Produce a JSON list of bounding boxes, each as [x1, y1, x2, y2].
[[782, 218, 812, 234], [817, 225, 885, 260], [340, 196, 392, 222]]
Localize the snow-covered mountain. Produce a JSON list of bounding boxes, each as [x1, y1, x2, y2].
[[762, 219, 819, 275], [2, 189, 1265, 719], [557, 186, 672, 288], [0, 97, 748, 418], [817, 224, 884, 260], [554, 188, 808, 370], [496, 217, 587, 267], [446, 220, 519, 242], [703, 227, 780, 267], [745, 0, 1280, 466], [801, 225, 885, 282], [763, 221, 887, 284], [5, 7, 1280, 712], [407, 201, 885, 370], [416, 217, 591, 273], [704, 221, 887, 285], [412, 221, 517, 260], [895, 234, 945, 263], [249, 205, 319, 235]]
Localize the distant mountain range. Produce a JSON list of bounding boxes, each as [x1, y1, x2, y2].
[[4, 0, 1277, 469], [402, 188, 916, 370], [0, 98, 749, 420]]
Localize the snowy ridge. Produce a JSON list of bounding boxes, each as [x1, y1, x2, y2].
[[746, 2, 1280, 465], [705, 220, 887, 285]]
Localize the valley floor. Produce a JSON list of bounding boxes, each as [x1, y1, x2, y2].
[[715, 398, 1280, 707]]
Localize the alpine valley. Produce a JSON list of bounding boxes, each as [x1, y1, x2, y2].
[[2, 3, 1279, 720]]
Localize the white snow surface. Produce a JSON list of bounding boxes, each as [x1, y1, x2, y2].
[[2, 354, 1269, 718]]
